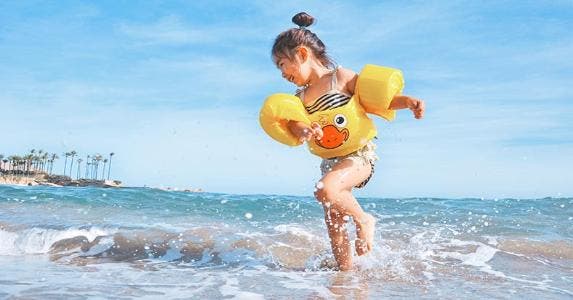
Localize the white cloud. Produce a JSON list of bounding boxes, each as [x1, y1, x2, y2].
[[117, 14, 269, 47], [118, 15, 213, 45]]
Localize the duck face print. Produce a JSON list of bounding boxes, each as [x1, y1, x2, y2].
[[316, 114, 349, 149]]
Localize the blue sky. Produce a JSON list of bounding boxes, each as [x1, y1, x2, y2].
[[1, 1, 572, 198]]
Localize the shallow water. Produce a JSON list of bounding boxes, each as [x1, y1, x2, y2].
[[0, 185, 571, 299]]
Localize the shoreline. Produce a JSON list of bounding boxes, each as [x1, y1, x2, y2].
[[2, 179, 565, 199], [0, 175, 204, 192], [0, 174, 121, 188]]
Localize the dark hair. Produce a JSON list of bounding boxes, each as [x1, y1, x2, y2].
[[272, 12, 335, 68]]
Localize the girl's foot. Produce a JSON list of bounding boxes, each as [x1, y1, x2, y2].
[[355, 213, 376, 256]]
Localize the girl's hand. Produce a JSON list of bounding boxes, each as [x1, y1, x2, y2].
[[287, 121, 323, 143], [389, 95, 425, 119], [309, 122, 324, 141], [409, 98, 425, 119]]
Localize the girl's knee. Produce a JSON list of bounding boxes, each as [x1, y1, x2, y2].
[[314, 182, 337, 205], [314, 180, 347, 206]]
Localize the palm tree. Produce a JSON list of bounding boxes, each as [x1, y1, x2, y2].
[[22, 154, 28, 176], [85, 155, 91, 179], [7, 156, 15, 175], [69, 150, 77, 178], [23, 154, 34, 177], [93, 154, 102, 180], [49, 154, 59, 175], [76, 159, 83, 180], [31, 155, 37, 173], [15, 156, 21, 175], [19, 156, 26, 176], [90, 157, 96, 180], [29, 149, 36, 174], [0, 154, 4, 172], [32, 156, 41, 175], [107, 152, 115, 180], [63, 152, 70, 176], [7, 156, 12, 175], [1, 159, 7, 174], [47, 159, 53, 174], [41, 153, 49, 173], [90, 157, 95, 179], [10, 156, 17, 175], [11, 156, 17, 176], [101, 159, 108, 180], [37, 150, 44, 173], [12, 156, 22, 176]]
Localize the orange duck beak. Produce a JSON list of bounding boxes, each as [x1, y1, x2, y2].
[[316, 125, 349, 149]]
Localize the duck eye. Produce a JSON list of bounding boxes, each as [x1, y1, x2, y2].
[[333, 114, 347, 128]]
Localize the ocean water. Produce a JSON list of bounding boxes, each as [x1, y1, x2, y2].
[[0, 185, 571, 299]]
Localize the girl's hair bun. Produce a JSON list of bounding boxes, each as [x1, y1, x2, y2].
[[292, 12, 315, 28]]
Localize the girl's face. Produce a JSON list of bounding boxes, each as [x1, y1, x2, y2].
[[275, 48, 311, 87]]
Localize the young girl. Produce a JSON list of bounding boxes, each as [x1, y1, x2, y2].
[[270, 12, 424, 271]]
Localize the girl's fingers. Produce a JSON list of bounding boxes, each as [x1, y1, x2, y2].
[[311, 122, 321, 131], [310, 122, 323, 140], [314, 128, 323, 140]]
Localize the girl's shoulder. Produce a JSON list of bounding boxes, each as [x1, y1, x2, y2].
[[336, 66, 359, 95]]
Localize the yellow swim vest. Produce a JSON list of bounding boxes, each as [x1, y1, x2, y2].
[[259, 64, 404, 159]]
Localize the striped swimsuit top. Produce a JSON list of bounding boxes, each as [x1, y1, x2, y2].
[[298, 67, 352, 115]]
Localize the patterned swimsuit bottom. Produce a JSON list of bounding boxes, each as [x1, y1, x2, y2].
[[319, 140, 379, 188]]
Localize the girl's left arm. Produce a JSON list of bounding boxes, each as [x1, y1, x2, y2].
[[389, 95, 425, 119], [340, 67, 424, 119]]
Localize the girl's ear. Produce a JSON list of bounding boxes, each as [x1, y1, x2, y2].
[[296, 46, 309, 62]]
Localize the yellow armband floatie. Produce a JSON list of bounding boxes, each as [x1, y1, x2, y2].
[[356, 64, 404, 121], [259, 93, 311, 146], [260, 64, 404, 158]]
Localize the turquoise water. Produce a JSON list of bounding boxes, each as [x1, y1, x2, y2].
[[0, 185, 571, 299]]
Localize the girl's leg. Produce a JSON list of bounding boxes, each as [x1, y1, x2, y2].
[[324, 207, 352, 271], [315, 159, 377, 261]]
